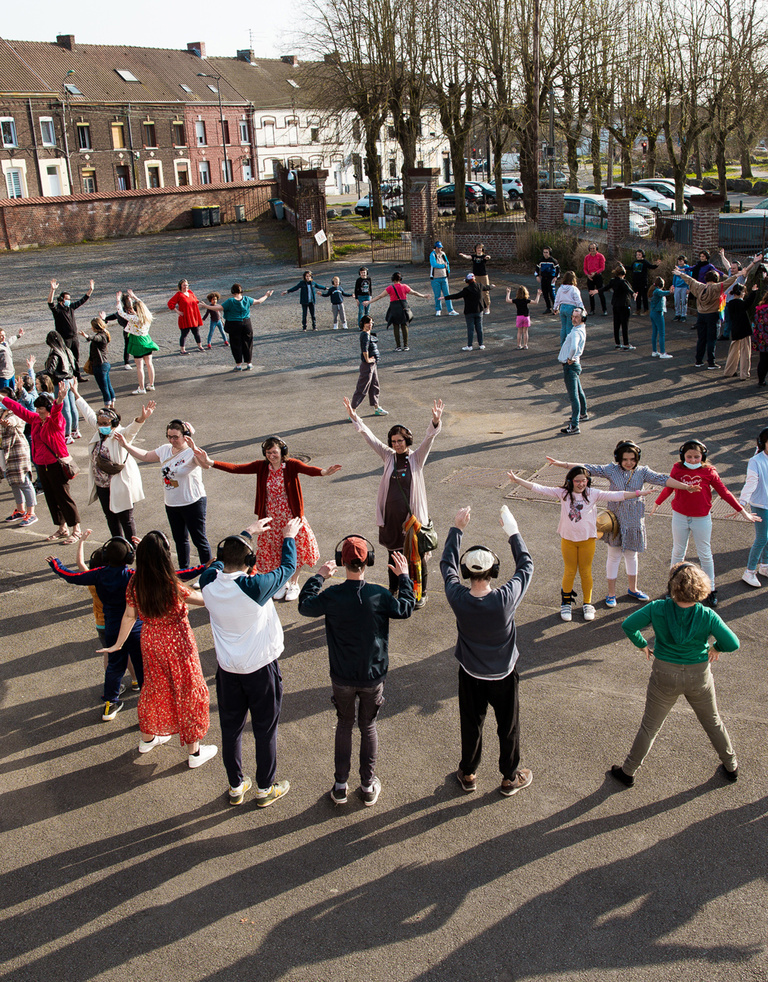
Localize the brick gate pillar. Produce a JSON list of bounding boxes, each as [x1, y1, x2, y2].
[[604, 186, 633, 257], [407, 168, 440, 263], [692, 193, 723, 258], [296, 169, 329, 264], [537, 189, 565, 232]]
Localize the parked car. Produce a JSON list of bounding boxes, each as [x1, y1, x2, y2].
[[562, 193, 651, 238], [501, 177, 523, 199], [744, 197, 768, 216], [628, 185, 683, 213], [436, 182, 495, 207], [354, 184, 405, 218], [538, 169, 568, 188], [631, 179, 704, 208]]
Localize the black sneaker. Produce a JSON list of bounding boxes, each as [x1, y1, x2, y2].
[[609, 764, 635, 787], [102, 700, 123, 721], [330, 784, 348, 805], [359, 777, 381, 806], [705, 590, 718, 607], [560, 423, 580, 435]]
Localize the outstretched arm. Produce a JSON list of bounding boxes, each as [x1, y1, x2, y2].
[[112, 430, 161, 463]]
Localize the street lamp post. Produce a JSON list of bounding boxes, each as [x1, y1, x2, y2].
[[60, 69, 75, 191], [197, 72, 229, 183]]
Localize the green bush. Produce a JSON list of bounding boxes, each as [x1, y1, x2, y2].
[[514, 226, 581, 268]]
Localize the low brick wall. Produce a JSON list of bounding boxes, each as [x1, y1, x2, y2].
[[0, 180, 278, 251], [452, 221, 521, 261]]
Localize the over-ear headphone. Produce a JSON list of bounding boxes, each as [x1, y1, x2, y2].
[[334, 535, 375, 567], [460, 546, 501, 579], [679, 439, 708, 462], [146, 529, 170, 548], [167, 418, 192, 437], [262, 436, 288, 459], [103, 535, 135, 565], [98, 408, 121, 427], [216, 534, 257, 569], [387, 425, 413, 447], [757, 428, 768, 452], [614, 440, 641, 464], [667, 561, 697, 594]]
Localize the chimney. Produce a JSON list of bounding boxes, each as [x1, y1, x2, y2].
[[187, 41, 206, 58], [280, 55, 298, 66], [237, 49, 255, 63], [56, 34, 75, 51]]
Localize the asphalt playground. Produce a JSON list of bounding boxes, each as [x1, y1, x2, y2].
[[1, 223, 767, 982]]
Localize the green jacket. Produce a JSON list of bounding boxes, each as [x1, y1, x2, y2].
[[622, 599, 739, 665]]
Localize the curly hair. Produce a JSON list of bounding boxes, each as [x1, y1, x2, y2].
[[668, 562, 711, 603]]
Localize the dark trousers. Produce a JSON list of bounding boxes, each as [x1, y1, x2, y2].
[[587, 273, 606, 313], [165, 497, 211, 568], [632, 277, 648, 312], [226, 319, 253, 365], [388, 550, 428, 595], [38, 461, 80, 527], [95, 485, 137, 539], [458, 666, 520, 779], [123, 330, 131, 365], [103, 629, 143, 703], [179, 326, 202, 347], [216, 660, 283, 790], [350, 360, 380, 409], [695, 311, 720, 366], [541, 279, 555, 312], [63, 335, 82, 378], [465, 313, 483, 346], [613, 306, 630, 346], [331, 680, 385, 787], [758, 351, 768, 384], [301, 302, 316, 330]]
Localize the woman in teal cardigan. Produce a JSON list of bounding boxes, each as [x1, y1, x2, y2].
[[610, 561, 740, 787]]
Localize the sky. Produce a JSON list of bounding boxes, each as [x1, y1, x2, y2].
[[2, 0, 304, 59]]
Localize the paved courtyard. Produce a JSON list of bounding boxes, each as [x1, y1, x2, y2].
[[1, 225, 767, 982]]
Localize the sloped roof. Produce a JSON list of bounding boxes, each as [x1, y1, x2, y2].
[[207, 56, 314, 111]]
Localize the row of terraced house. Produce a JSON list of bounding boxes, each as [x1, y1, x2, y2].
[[0, 34, 454, 202]]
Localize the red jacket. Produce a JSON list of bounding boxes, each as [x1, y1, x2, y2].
[[1, 396, 66, 465], [167, 291, 203, 330], [212, 457, 324, 517], [655, 462, 741, 517], [583, 252, 606, 278]]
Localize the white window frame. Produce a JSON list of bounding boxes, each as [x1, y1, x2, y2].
[[195, 121, 207, 147], [1, 117, 18, 148], [262, 118, 276, 147], [144, 161, 164, 189], [39, 117, 56, 147], [174, 159, 191, 186], [198, 160, 211, 185], [2, 160, 28, 198], [286, 116, 299, 147]]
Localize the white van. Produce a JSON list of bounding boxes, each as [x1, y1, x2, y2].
[[563, 193, 651, 238]]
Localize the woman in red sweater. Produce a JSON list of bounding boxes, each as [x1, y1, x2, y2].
[[1, 381, 81, 542], [167, 279, 205, 355], [651, 439, 760, 606], [194, 436, 341, 601]]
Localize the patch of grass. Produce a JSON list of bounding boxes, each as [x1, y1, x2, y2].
[[332, 243, 364, 258]]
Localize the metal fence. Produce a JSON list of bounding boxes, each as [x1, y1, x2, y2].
[[659, 214, 768, 256]]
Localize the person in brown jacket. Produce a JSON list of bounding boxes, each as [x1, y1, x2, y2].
[[674, 254, 762, 369]]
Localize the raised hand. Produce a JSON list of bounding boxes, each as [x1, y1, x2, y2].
[[454, 506, 471, 529], [388, 551, 409, 576], [191, 445, 213, 468], [138, 400, 156, 422]]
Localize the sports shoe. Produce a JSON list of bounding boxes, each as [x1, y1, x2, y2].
[[461, 345, 473, 351], [621, 344, 636, 350], [359, 776, 381, 806], [615, 344, 623, 349], [188, 744, 218, 768], [373, 406, 389, 416], [456, 769, 477, 793], [579, 413, 591, 421], [742, 569, 761, 588], [130, 679, 142, 692], [245, 364, 253, 371], [707, 363, 720, 370], [229, 776, 253, 806], [447, 310, 460, 316], [224, 340, 229, 346], [146, 384, 155, 391], [582, 603, 596, 621], [694, 363, 705, 368], [659, 352, 673, 359], [102, 700, 123, 721], [255, 779, 290, 807], [132, 388, 147, 395], [651, 351, 659, 357], [273, 582, 288, 601], [560, 423, 580, 435], [395, 346, 402, 352], [718, 764, 738, 783], [5, 510, 23, 522], [435, 311, 442, 316], [479, 344, 486, 350], [757, 564, 768, 576], [122, 363, 133, 370], [605, 595, 617, 607], [284, 581, 300, 601], [403, 346, 409, 351], [560, 603, 572, 622], [705, 590, 718, 607], [627, 588, 650, 601], [414, 595, 427, 609], [500, 768, 533, 796], [330, 784, 348, 805], [205, 344, 212, 349], [609, 764, 635, 787], [19, 515, 39, 527], [233, 365, 243, 371], [138, 734, 172, 753]]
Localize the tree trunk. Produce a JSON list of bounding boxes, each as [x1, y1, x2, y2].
[[716, 142, 728, 200], [590, 124, 602, 193], [566, 134, 579, 191]]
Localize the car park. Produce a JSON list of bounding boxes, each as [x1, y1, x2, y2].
[[562, 193, 651, 237], [631, 179, 704, 208], [744, 197, 768, 217], [628, 185, 683, 213], [436, 181, 496, 207], [354, 183, 405, 218]]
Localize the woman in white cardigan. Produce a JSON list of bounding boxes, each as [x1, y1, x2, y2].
[[72, 378, 153, 539], [343, 396, 443, 607]]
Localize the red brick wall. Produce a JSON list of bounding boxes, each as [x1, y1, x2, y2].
[[0, 179, 277, 251], [453, 222, 520, 261]]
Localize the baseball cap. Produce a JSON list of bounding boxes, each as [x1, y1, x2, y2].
[[434, 241, 443, 249], [341, 536, 368, 565], [465, 273, 475, 281], [462, 547, 496, 575]]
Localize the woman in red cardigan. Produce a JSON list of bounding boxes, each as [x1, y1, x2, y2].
[[1, 381, 81, 542], [167, 279, 205, 355], [194, 436, 341, 601]]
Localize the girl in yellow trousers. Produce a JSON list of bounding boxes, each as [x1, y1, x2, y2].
[[507, 466, 651, 622]]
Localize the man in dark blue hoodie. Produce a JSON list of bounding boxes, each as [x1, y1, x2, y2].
[[441, 504, 534, 797]]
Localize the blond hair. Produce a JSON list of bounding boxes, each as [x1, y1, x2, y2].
[[133, 299, 153, 330]]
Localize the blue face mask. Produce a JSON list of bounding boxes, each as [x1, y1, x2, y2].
[[683, 461, 702, 469], [61, 299, 71, 307], [98, 425, 112, 436]]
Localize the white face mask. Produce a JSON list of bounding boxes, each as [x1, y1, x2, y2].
[[683, 461, 702, 470]]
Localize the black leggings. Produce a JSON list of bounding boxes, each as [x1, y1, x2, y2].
[[165, 497, 211, 569], [613, 306, 630, 346], [758, 351, 768, 385], [95, 484, 137, 539], [179, 326, 202, 347], [226, 319, 253, 365]]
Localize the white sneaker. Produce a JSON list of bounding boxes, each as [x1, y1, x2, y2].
[[560, 604, 572, 622], [188, 744, 218, 768], [138, 734, 172, 754], [742, 569, 761, 588], [284, 581, 300, 601], [659, 352, 673, 359], [273, 582, 288, 601], [435, 311, 442, 317], [652, 351, 660, 357], [758, 564, 768, 577], [447, 310, 460, 316], [479, 344, 486, 350], [583, 603, 596, 621], [122, 363, 133, 370], [461, 345, 473, 351], [132, 388, 147, 395]]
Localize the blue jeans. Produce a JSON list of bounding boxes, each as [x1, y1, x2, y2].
[[217, 660, 283, 791], [650, 310, 666, 353], [357, 298, 369, 324], [431, 278, 454, 312], [206, 319, 227, 344], [671, 511, 714, 585], [60, 383, 78, 435], [331, 680, 385, 787], [559, 304, 576, 342], [466, 313, 483, 346], [747, 505, 768, 569], [92, 362, 115, 404], [563, 362, 587, 425], [674, 285, 688, 318], [103, 629, 143, 704]]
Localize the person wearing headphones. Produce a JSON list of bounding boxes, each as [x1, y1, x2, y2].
[[298, 536, 415, 807], [739, 427, 768, 587], [200, 516, 300, 807], [115, 418, 212, 569], [547, 441, 692, 607], [651, 439, 760, 607], [610, 561, 740, 788], [193, 435, 341, 602], [72, 378, 154, 539]]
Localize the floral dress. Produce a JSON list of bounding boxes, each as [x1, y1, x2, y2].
[[126, 580, 210, 746], [256, 466, 320, 572]]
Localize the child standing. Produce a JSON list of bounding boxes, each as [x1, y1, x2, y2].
[[322, 277, 352, 329], [602, 264, 637, 350], [672, 255, 692, 322], [648, 277, 675, 359], [505, 286, 540, 348], [535, 248, 560, 313], [553, 272, 584, 343], [282, 271, 329, 331], [459, 243, 493, 314], [202, 292, 229, 348], [630, 250, 659, 313], [507, 466, 650, 621], [722, 283, 759, 380], [354, 267, 373, 325]]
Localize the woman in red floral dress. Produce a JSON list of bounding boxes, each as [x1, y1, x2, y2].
[[194, 435, 341, 601], [101, 530, 217, 767]]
